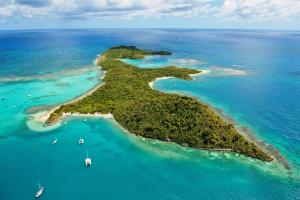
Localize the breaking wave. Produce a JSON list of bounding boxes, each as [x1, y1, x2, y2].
[[168, 58, 204, 66], [209, 66, 248, 76]]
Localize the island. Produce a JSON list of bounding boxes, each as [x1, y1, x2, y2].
[[46, 45, 272, 162]]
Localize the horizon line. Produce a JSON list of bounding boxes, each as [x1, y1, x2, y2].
[[1, 27, 300, 32]]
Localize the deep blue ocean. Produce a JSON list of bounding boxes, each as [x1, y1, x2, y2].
[[0, 29, 299, 199]]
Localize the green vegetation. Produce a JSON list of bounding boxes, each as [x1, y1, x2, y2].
[[47, 45, 272, 161]]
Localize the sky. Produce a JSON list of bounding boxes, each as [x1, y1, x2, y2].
[[0, 0, 300, 30]]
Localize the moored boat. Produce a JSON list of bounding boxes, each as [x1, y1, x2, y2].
[[79, 138, 84, 145], [35, 183, 44, 198], [52, 138, 58, 145], [85, 150, 92, 167], [85, 157, 92, 167]]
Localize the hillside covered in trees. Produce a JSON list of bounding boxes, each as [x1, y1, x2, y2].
[[47, 45, 272, 162]]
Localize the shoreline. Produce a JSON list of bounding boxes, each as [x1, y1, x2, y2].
[[31, 70, 205, 124], [27, 55, 286, 169], [149, 77, 172, 89], [29, 56, 107, 124], [148, 70, 210, 89], [63, 112, 113, 119], [153, 87, 290, 170], [145, 68, 288, 169], [212, 106, 289, 169], [33, 68, 208, 123]]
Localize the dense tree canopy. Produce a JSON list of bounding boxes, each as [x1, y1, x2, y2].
[[47, 45, 272, 162]]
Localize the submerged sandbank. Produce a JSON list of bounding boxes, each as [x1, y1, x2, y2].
[[0, 66, 99, 83], [26, 57, 107, 130], [208, 66, 248, 76]]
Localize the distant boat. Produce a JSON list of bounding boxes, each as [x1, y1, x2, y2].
[[27, 94, 32, 97], [35, 182, 44, 198], [85, 150, 92, 167], [52, 138, 58, 145], [79, 138, 84, 145], [83, 119, 87, 122]]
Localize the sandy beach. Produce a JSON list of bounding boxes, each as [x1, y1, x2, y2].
[[28, 55, 107, 125], [148, 69, 210, 89], [149, 76, 173, 89], [63, 112, 113, 119], [190, 69, 210, 78]]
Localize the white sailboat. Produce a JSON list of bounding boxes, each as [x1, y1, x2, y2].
[[52, 138, 58, 145], [85, 150, 92, 167], [35, 182, 44, 198]]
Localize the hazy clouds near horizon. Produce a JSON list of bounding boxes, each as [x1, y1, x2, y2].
[[0, 0, 300, 29]]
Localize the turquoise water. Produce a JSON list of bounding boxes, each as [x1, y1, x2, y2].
[[0, 69, 101, 136], [0, 29, 299, 199]]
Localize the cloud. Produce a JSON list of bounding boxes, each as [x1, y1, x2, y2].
[[0, 0, 213, 20], [0, 0, 299, 24], [53, 0, 211, 19], [220, 0, 300, 20], [0, 6, 13, 18]]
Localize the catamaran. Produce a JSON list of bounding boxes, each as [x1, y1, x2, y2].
[[79, 138, 84, 145], [35, 183, 44, 198], [85, 150, 92, 167]]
